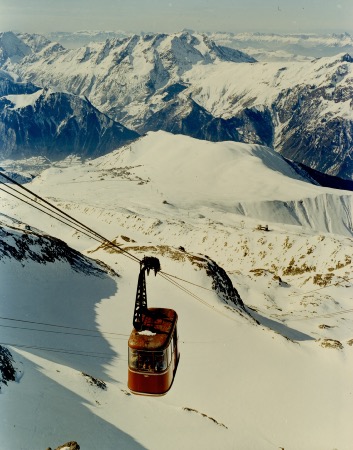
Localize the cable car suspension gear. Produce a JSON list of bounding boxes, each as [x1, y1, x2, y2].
[[133, 256, 161, 331]]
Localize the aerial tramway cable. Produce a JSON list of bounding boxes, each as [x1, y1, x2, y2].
[[0, 341, 118, 359], [1, 172, 349, 328], [0, 171, 213, 294], [0, 172, 141, 263], [0, 315, 129, 336]]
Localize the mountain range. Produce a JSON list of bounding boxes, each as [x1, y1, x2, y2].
[[0, 30, 352, 180], [46, 30, 353, 59], [0, 71, 138, 160]]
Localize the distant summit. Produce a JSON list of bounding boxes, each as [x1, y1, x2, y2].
[[0, 32, 31, 65], [0, 79, 139, 160]]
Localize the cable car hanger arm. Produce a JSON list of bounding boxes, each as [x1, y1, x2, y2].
[[133, 256, 161, 331]]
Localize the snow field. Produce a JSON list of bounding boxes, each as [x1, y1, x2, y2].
[[0, 131, 352, 449]]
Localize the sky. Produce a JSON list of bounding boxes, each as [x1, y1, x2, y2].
[[0, 0, 352, 35]]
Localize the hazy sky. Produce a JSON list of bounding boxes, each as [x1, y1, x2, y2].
[[1, 0, 352, 34]]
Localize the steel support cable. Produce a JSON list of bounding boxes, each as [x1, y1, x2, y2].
[[0, 342, 118, 359], [159, 272, 214, 310], [0, 172, 141, 263], [0, 175, 216, 292], [0, 183, 139, 264], [159, 270, 214, 292], [0, 185, 143, 268], [0, 185, 105, 246], [0, 171, 110, 242], [160, 271, 252, 323], [0, 315, 128, 336], [0, 179, 97, 238], [0, 323, 129, 340], [285, 308, 353, 321], [0, 173, 237, 307], [159, 271, 247, 324], [289, 275, 353, 297]]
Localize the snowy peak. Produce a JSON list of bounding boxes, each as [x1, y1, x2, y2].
[[0, 214, 106, 275], [0, 71, 40, 97], [96, 131, 316, 203], [16, 32, 58, 54], [153, 31, 256, 67], [68, 30, 255, 73], [0, 32, 32, 65], [0, 32, 65, 68], [0, 84, 139, 160], [89, 131, 353, 236], [5, 31, 255, 126], [45, 30, 133, 48], [3, 30, 353, 180]]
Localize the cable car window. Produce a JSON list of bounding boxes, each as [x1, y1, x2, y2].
[[129, 349, 168, 373], [173, 327, 178, 350], [129, 349, 152, 372], [154, 351, 167, 372], [129, 349, 139, 369], [166, 345, 172, 366]]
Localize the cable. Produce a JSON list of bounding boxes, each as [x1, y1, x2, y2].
[[0, 315, 129, 337], [0, 180, 95, 237], [160, 272, 215, 310], [160, 270, 214, 292], [0, 172, 141, 263], [0, 342, 117, 359], [0, 185, 104, 246], [289, 275, 353, 297], [285, 308, 353, 322], [0, 323, 129, 340], [0, 174, 217, 292], [159, 271, 248, 324], [0, 172, 245, 322]]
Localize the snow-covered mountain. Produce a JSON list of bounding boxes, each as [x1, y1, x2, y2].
[[0, 74, 139, 160], [3, 31, 352, 179], [1, 131, 352, 449], [185, 53, 353, 180], [2, 31, 255, 123], [0, 32, 32, 65], [46, 30, 133, 49], [43, 30, 353, 60], [21, 131, 353, 239], [0, 69, 40, 97]]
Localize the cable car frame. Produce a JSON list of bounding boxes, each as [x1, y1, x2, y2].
[[128, 256, 179, 395]]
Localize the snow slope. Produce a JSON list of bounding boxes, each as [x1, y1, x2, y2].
[[22, 131, 353, 237], [184, 54, 353, 119], [1, 132, 353, 449]]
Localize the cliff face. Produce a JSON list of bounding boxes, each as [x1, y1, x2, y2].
[[0, 86, 138, 160]]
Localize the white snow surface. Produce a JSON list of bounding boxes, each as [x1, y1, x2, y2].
[[4, 89, 43, 109], [183, 54, 353, 118], [0, 132, 353, 450]]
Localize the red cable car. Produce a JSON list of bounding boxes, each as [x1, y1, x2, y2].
[[128, 257, 179, 395]]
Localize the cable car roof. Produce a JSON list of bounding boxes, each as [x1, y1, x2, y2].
[[128, 308, 178, 351]]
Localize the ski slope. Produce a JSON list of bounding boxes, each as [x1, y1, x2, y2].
[[0, 132, 353, 449]]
